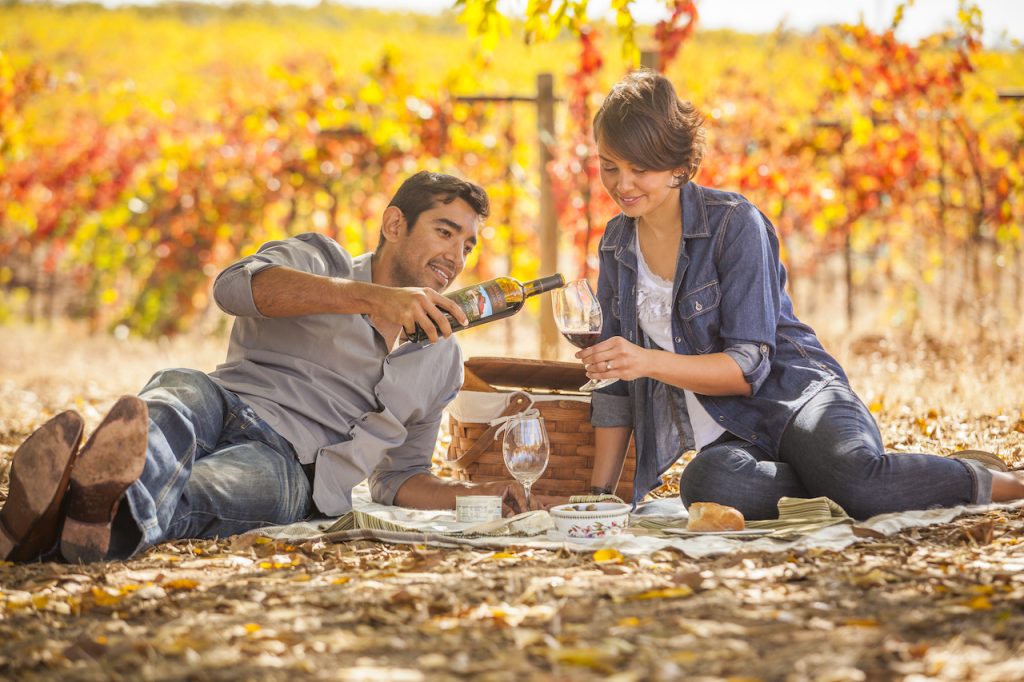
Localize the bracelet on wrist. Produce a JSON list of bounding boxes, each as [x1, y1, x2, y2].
[[590, 485, 614, 495]]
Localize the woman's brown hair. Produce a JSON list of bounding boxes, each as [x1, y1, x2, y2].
[[593, 70, 706, 185]]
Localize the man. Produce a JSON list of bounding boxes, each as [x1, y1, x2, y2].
[[0, 171, 528, 564]]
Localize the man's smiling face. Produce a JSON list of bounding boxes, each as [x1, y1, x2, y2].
[[385, 198, 480, 292]]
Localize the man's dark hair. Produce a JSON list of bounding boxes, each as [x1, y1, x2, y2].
[[378, 171, 489, 247]]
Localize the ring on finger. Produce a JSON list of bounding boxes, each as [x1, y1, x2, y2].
[[606, 361, 612, 371]]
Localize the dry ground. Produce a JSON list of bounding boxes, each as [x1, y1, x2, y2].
[[1, 323, 1024, 681]]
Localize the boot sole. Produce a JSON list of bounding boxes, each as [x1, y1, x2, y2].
[[0, 411, 84, 562], [60, 396, 149, 563]]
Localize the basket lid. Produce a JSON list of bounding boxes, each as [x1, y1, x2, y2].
[[463, 357, 587, 394]]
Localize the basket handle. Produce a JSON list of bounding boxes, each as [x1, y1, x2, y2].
[[446, 391, 532, 472]]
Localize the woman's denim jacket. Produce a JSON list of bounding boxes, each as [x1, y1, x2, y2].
[[591, 182, 848, 502]]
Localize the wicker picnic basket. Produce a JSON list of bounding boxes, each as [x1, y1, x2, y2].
[[445, 357, 636, 499]]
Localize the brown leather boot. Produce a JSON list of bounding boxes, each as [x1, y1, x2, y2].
[[60, 396, 149, 563], [952, 449, 1010, 472], [0, 410, 84, 562]]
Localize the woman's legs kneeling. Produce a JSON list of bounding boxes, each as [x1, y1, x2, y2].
[[679, 438, 808, 520]]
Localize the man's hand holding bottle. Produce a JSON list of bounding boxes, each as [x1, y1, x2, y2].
[[369, 285, 469, 344], [406, 274, 565, 343]]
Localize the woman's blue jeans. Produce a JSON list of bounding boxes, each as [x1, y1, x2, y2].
[[679, 382, 992, 520], [111, 368, 312, 558]]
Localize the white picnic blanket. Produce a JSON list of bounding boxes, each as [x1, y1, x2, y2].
[[255, 484, 1024, 558]]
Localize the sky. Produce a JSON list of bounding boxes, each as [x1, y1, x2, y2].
[[333, 0, 1024, 46]]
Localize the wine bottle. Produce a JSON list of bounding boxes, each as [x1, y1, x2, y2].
[[407, 273, 565, 343]]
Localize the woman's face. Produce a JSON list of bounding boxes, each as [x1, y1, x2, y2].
[[597, 147, 679, 223]]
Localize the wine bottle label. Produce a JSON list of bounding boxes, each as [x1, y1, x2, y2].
[[449, 282, 508, 323], [407, 273, 562, 343]]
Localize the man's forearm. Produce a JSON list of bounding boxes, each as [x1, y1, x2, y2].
[[392, 473, 483, 510], [251, 266, 381, 317], [393, 473, 535, 515]]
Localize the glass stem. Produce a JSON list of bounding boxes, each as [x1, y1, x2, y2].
[[523, 482, 533, 510]]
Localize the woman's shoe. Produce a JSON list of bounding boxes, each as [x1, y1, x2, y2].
[[951, 449, 1010, 472], [60, 396, 149, 563], [0, 411, 84, 562]]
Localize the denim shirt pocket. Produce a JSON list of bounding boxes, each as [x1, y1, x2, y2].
[[678, 280, 722, 353]]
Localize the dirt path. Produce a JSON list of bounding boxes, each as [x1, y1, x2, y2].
[[2, 325, 1023, 681]]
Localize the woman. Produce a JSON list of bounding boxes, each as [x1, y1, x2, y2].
[[578, 70, 1022, 520]]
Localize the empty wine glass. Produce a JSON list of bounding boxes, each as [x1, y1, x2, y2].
[[502, 414, 550, 509], [551, 279, 620, 392]]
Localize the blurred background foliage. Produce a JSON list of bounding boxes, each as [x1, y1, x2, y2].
[[0, 0, 1022, 341]]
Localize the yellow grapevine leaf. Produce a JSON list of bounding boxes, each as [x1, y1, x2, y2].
[[90, 587, 123, 607], [844, 618, 879, 627], [593, 548, 624, 564], [489, 552, 518, 560], [552, 648, 615, 673], [331, 576, 351, 585], [629, 586, 694, 601], [164, 579, 199, 590], [259, 561, 294, 569], [968, 595, 993, 610]]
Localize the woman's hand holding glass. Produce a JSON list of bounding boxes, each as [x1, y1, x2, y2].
[[552, 279, 620, 392], [577, 335, 650, 384]]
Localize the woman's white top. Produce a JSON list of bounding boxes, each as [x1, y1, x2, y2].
[[635, 232, 726, 450]]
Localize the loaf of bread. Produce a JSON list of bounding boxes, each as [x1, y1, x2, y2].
[[686, 502, 745, 532]]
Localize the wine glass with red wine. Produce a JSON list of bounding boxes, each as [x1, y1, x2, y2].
[[551, 279, 619, 392]]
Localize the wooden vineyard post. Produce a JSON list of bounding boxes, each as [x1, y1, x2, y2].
[[536, 73, 559, 360], [641, 49, 660, 72], [454, 74, 561, 359]]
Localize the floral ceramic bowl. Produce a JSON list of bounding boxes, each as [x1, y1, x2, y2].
[[549, 502, 630, 539]]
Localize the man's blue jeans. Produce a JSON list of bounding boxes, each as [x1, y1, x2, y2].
[[111, 368, 312, 558], [679, 382, 993, 520]]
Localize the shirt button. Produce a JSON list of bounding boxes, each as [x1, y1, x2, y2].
[[718, 416, 725, 422], [760, 344, 768, 353], [751, 434, 759, 440], [675, 337, 682, 343], [695, 302, 703, 312]]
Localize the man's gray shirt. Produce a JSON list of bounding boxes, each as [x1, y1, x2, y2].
[[209, 233, 463, 516]]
